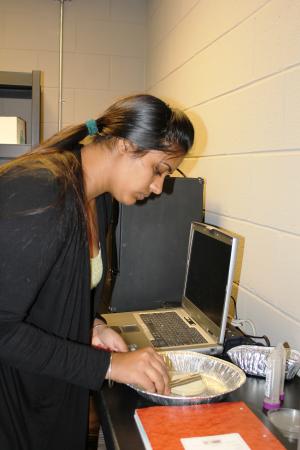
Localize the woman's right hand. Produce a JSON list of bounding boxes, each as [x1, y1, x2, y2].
[[106, 347, 170, 395]]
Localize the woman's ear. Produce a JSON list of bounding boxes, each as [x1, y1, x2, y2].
[[116, 138, 129, 155], [116, 138, 136, 156]]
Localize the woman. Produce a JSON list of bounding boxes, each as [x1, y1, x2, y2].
[[0, 94, 194, 449]]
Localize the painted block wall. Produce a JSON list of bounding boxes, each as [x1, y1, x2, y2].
[[147, 0, 300, 352], [0, 0, 146, 140], [0, 0, 298, 355]]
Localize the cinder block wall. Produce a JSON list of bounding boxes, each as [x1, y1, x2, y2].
[[147, 0, 300, 351], [1, 0, 299, 352], [0, 0, 146, 140]]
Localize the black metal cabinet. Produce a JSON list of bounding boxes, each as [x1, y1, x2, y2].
[[107, 177, 204, 312], [0, 70, 41, 164]]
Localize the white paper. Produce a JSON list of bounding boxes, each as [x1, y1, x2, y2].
[[181, 433, 251, 450]]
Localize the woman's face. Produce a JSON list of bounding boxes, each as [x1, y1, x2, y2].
[[112, 148, 184, 205]]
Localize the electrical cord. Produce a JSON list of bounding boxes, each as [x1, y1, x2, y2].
[[231, 318, 257, 336], [230, 296, 238, 319], [242, 333, 271, 347], [229, 296, 270, 347], [175, 168, 187, 177]]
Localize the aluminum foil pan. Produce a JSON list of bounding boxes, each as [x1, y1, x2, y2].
[[127, 351, 246, 406], [227, 345, 300, 379]]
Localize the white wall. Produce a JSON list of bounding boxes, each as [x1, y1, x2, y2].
[[147, 0, 300, 352], [1, 0, 299, 353], [0, 0, 146, 140]]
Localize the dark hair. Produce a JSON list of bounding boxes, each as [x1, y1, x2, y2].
[[38, 94, 194, 156], [93, 94, 194, 154], [0, 95, 194, 242]]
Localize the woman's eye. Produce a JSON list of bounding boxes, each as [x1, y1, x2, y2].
[[153, 167, 162, 176]]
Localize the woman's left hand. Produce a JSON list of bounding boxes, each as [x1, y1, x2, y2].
[[91, 321, 128, 352]]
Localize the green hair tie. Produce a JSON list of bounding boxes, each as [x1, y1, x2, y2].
[[85, 119, 99, 136]]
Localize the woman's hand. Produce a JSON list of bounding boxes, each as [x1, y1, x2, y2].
[[91, 321, 128, 352], [107, 347, 170, 395]]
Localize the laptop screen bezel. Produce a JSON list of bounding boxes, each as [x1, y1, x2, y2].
[[182, 222, 238, 344]]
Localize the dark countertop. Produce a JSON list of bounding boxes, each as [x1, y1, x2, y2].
[[96, 375, 300, 450]]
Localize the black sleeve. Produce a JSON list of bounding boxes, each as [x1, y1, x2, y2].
[[95, 312, 107, 324], [0, 172, 110, 390]]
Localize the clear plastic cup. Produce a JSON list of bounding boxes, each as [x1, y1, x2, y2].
[[268, 408, 300, 441]]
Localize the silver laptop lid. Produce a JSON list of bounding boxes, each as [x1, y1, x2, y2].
[[182, 222, 238, 344]]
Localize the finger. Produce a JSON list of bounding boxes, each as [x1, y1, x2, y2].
[[102, 330, 128, 352], [152, 351, 168, 368], [148, 352, 169, 378], [138, 354, 168, 394], [147, 350, 170, 394], [135, 365, 164, 394], [108, 338, 128, 352], [144, 365, 167, 395], [137, 348, 169, 380], [149, 360, 170, 393], [113, 336, 128, 352], [136, 374, 157, 393], [149, 353, 169, 376]]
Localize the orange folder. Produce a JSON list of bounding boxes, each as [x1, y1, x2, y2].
[[134, 401, 286, 450]]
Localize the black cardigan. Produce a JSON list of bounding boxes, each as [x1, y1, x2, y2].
[[0, 166, 111, 449]]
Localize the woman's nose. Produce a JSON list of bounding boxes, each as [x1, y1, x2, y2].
[[150, 176, 164, 195]]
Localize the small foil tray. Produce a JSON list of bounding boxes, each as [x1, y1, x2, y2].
[[227, 345, 300, 379], [127, 351, 246, 406]]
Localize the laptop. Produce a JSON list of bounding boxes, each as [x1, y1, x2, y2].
[[102, 221, 238, 355]]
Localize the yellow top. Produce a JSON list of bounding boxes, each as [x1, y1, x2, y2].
[[90, 248, 103, 289]]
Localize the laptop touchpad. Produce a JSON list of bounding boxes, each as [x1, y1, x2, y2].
[[120, 325, 140, 333]]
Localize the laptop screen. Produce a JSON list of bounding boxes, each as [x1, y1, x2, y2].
[[184, 227, 232, 327]]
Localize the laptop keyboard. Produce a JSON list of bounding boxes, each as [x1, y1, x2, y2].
[[139, 311, 208, 348]]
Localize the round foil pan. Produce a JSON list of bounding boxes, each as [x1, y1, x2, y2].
[[227, 345, 300, 379], [127, 351, 246, 406]]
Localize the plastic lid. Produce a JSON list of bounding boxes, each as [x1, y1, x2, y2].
[[268, 408, 300, 439]]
